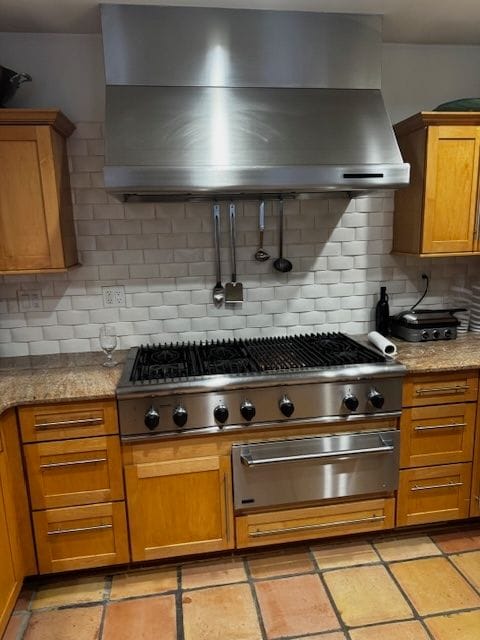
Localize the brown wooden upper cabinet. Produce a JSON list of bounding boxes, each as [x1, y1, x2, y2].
[[393, 112, 480, 256], [0, 109, 78, 273]]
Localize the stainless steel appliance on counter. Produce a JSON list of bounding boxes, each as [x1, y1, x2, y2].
[[117, 333, 405, 510], [390, 308, 461, 342]]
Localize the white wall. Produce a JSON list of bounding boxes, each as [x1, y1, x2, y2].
[[1, 33, 480, 356], [382, 44, 480, 123], [2, 33, 480, 123]]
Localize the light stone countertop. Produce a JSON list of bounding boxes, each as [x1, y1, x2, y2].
[[0, 350, 126, 416], [1, 334, 480, 418]]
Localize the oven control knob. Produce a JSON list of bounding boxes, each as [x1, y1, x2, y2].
[[422, 330, 429, 341], [173, 405, 188, 428], [279, 396, 295, 417], [432, 330, 440, 339], [368, 389, 385, 409], [144, 406, 160, 430], [343, 394, 359, 412], [214, 405, 229, 424], [444, 328, 452, 339], [240, 400, 256, 422]]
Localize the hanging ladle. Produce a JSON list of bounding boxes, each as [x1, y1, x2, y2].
[[273, 198, 292, 273], [254, 200, 270, 262]]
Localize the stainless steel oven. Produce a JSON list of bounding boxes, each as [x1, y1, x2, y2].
[[232, 428, 400, 511]]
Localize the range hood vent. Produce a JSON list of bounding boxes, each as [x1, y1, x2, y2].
[[101, 5, 409, 201]]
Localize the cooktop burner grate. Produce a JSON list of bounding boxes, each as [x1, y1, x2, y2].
[[128, 333, 385, 384]]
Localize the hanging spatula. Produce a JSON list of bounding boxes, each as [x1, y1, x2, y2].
[[225, 202, 243, 303]]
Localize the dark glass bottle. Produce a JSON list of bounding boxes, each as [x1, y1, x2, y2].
[[375, 286, 390, 336]]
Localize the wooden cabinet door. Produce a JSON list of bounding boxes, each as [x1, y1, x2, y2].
[[422, 125, 480, 254], [0, 125, 60, 271], [0, 421, 21, 637], [125, 455, 234, 561]]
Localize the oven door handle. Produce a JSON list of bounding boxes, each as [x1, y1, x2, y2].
[[240, 443, 395, 467]]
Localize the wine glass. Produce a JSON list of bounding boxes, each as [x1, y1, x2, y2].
[[99, 324, 118, 368]]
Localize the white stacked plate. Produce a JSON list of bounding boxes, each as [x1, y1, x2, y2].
[[450, 286, 471, 333], [469, 285, 480, 332]]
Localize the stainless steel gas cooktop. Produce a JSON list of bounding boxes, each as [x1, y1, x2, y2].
[[116, 333, 406, 440]]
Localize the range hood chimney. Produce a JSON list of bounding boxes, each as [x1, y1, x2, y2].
[[101, 4, 409, 201]]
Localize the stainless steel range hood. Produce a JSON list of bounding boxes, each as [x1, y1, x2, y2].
[[101, 5, 409, 201]]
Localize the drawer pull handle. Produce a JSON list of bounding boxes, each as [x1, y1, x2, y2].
[[411, 481, 463, 492], [35, 417, 103, 430], [415, 385, 469, 395], [47, 524, 113, 536], [249, 514, 385, 538], [414, 422, 467, 432], [241, 444, 394, 467], [40, 457, 108, 470]]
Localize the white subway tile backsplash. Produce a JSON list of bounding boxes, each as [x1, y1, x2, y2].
[[0, 343, 29, 357], [11, 326, 43, 342], [0, 120, 476, 356]]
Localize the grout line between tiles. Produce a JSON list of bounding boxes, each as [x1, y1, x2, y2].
[[381, 554, 435, 640], [306, 547, 349, 638], [444, 551, 480, 597], [175, 564, 185, 640], [243, 555, 268, 640]]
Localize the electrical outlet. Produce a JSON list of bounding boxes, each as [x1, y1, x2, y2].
[[103, 286, 126, 307], [17, 287, 43, 312]]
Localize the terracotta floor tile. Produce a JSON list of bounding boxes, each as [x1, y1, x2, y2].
[[110, 566, 177, 600], [425, 609, 480, 640], [255, 573, 339, 638], [374, 536, 441, 562], [349, 620, 430, 640], [2, 613, 28, 640], [31, 576, 106, 610], [450, 551, 480, 590], [248, 548, 314, 579], [103, 594, 176, 640], [312, 540, 379, 570], [182, 556, 247, 589], [390, 557, 480, 616], [23, 605, 103, 640], [182, 583, 262, 640], [323, 564, 412, 627], [14, 586, 35, 612], [432, 528, 480, 554]]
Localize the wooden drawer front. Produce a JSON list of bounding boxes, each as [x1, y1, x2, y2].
[[402, 371, 478, 407], [33, 502, 129, 573], [19, 400, 118, 443], [400, 403, 476, 468], [397, 463, 471, 527], [235, 498, 395, 548], [25, 436, 124, 509]]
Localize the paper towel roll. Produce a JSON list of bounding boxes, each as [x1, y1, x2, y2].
[[368, 331, 397, 357]]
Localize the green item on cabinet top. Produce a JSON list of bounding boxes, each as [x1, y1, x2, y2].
[[434, 98, 480, 111]]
